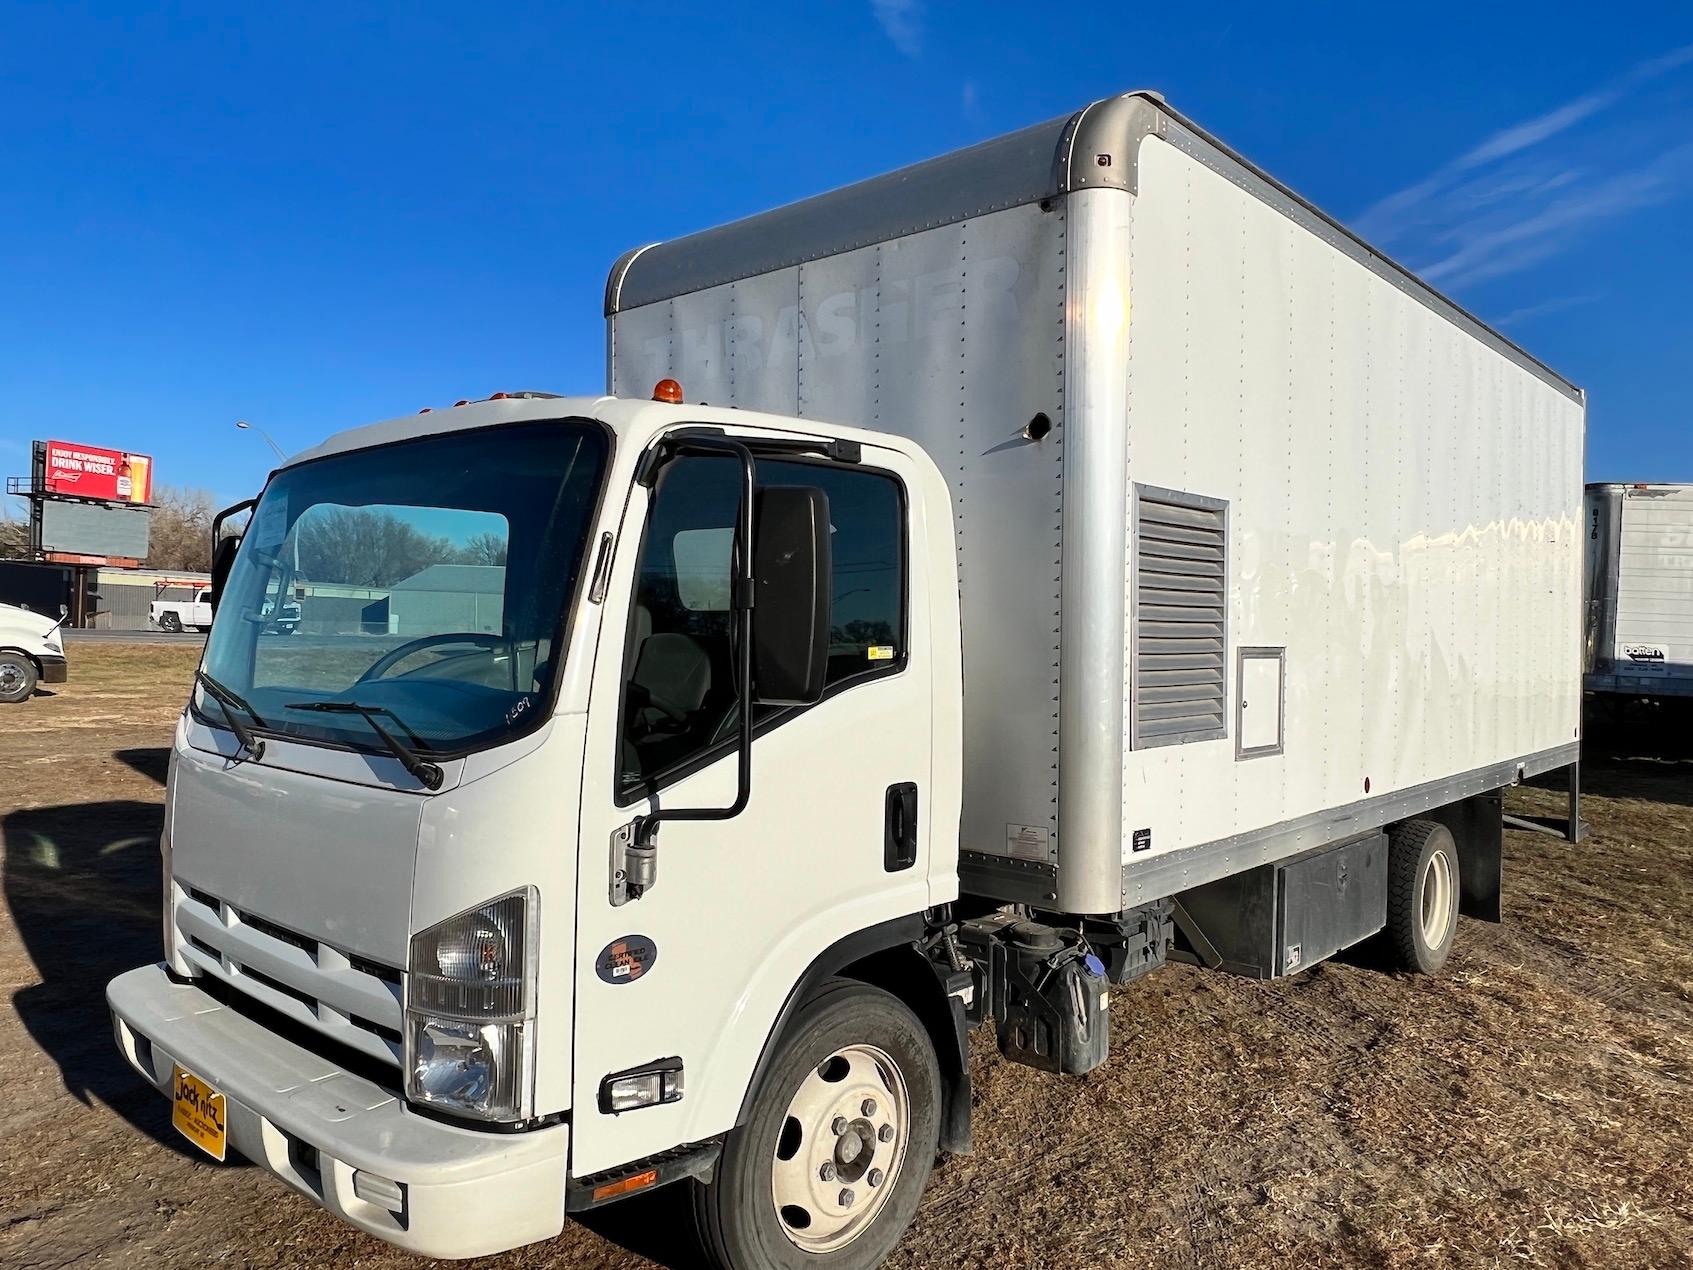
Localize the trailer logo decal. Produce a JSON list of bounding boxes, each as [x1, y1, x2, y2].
[[1132, 828, 1152, 853], [596, 935, 658, 985]]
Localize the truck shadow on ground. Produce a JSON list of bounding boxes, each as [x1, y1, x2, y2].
[[113, 747, 170, 786], [573, 1178, 702, 1268], [3, 798, 205, 1161], [1527, 698, 1693, 811]]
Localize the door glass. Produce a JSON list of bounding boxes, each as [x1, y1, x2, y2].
[[618, 453, 907, 797]]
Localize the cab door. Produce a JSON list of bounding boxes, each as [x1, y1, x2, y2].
[[570, 438, 935, 1177]]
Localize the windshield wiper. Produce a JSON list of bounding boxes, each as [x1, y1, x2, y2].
[[195, 670, 267, 761], [284, 700, 444, 790]]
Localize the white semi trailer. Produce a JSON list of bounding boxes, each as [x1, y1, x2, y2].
[[108, 92, 1583, 1267], [1584, 482, 1693, 698]]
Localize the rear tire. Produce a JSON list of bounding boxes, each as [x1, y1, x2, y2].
[[1386, 820, 1460, 974], [160, 613, 182, 633], [691, 980, 940, 1270], [0, 654, 38, 703]]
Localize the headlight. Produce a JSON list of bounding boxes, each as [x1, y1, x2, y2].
[[405, 888, 537, 1122]]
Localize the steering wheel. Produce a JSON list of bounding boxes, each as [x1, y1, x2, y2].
[[354, 633, 513, 686]]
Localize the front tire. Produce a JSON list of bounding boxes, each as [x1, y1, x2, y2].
[[1386, 820, 1460, 974], [0, 654, 39, 703], [691, 980, 940, 1269]]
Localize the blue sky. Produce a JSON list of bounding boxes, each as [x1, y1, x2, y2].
[[2, 1, 1690, 517]]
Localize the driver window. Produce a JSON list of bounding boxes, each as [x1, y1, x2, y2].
[[619, 456, 740, 793], [618, 452, 910, 799]]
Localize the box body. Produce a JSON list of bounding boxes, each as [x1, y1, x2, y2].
[[607, 93, 1585, 915], [1585, 483, 1693, 697]]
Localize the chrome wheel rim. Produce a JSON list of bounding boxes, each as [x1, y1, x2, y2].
[[770, 1043, 911, 1253], [0, 662, 23, 695], [1421, 847, 1455, 948]]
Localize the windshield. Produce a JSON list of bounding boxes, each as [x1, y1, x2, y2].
[[198, 420, 608, 756]]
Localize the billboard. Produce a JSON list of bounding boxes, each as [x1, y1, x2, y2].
[[38, 499, 152, 562], [43, 440, 154, 504]]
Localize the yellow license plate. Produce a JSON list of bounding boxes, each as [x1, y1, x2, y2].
[[172, 1065, 227, 1161]]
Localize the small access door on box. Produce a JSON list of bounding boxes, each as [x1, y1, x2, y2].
[[1236, 646, 1285, 758]]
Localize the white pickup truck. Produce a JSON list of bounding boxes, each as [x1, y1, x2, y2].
[[150, 588, 213, 633], [0, 601, 69, 702]]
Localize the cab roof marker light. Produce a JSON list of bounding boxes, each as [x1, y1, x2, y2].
[[652, 378, 684, 404]]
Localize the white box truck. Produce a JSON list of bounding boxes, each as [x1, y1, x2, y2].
[[108, 91, 1584, 1267], [1584, 482, 1693, 698]]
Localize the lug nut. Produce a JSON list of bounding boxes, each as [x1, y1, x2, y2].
[[861, 1098, 877, 1117], [878, 1124, 895, 1142], [868, 1168, 885, 1188], [831, 1116, 847, 1135], [838, 1188, 855, 1208], [819, 1162, 836, 1182]]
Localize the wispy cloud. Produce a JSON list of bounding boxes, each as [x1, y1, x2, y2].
[[871, 0, 923, 59], [961, 80, 980, 118], [1351, 42, 1693, 295], [1492, 292, 1602, 328]]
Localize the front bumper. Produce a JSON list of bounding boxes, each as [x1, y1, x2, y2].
[[108, 964, 569, 1259], [39, 653, 68, 684]]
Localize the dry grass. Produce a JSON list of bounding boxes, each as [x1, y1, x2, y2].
[[1, 646, 1690, 1268]]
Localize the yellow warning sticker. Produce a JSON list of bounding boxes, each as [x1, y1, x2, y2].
[[867, 646, 895, 662]]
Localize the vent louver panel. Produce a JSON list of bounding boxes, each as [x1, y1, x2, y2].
[[1134, 490, 1228, 746]]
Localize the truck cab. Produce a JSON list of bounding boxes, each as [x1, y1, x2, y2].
[[108, 391, 966, 1263], [0, 600, 69, 702]]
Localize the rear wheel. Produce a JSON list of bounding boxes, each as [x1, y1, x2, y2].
[[1386, 820, 1460, 974], [691, 981, 940, 1269], [159, 612, 182, 633], [0, 654, 38, 703]]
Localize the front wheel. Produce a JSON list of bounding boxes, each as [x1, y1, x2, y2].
[[0, 654, 38, 703], [691, 981, 940, 1269]]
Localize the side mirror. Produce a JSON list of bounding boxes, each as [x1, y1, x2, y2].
[[209, 533, 240, 613], [751, 485, 832, 706], [208, 496, 258, 614]]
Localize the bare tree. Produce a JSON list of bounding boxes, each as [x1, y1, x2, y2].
[[145, 486, 219, 572], [295, 508, 460, 587], [0, 505, 28, 559], [457, 531, 509, 567]]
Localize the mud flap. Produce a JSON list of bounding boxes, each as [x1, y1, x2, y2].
[[1427, 789, 1503, 922]]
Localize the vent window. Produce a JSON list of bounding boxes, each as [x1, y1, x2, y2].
[[1132, 487, 1228, 747]]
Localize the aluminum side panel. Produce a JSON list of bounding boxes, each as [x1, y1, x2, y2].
[[612, 204, 1066, 878], [1120, 138, 1584, 883]]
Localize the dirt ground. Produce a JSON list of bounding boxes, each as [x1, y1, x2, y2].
[[2, 644, 1690, 1269]]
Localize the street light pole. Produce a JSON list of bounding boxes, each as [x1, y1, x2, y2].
[[235, 420, 287, 462]]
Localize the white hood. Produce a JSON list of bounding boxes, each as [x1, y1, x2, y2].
[[0, 602, 60, 644]]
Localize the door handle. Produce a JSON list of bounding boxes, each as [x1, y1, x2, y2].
[[884, 783, 918, 872]]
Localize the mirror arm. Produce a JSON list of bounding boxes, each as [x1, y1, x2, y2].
[[634, 436, 757, 850]]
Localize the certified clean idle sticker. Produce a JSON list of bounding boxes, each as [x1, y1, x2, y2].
[[596, 934, 658, 984], [1005, 824, 1051, 861]]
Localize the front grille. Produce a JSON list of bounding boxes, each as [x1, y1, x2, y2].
[[174, 887, 406, 1066], [243, 965, 318, 1009], [243, 912, 318, 957]]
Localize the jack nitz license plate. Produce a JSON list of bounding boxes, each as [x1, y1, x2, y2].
[[172, 1065, 227, 1161]]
